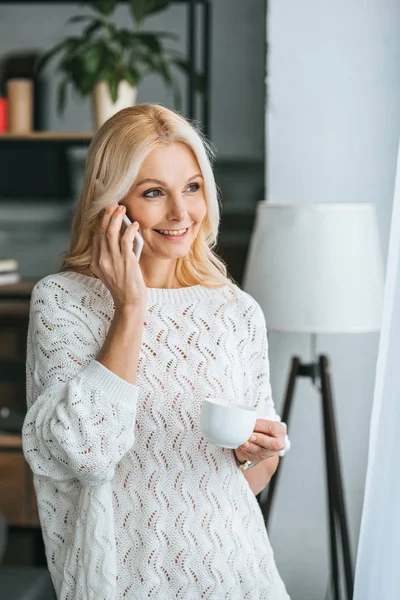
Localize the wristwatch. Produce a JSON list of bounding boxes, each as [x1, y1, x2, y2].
[[237, 459, 259, 471]]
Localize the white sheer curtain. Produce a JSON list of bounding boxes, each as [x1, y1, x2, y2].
[[353, 140, 400, 599]]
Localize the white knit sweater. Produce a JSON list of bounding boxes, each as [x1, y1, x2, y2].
[[22, 271, 290, 600]]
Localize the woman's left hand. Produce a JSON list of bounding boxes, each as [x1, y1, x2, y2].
[[234, 419, 287, 464]]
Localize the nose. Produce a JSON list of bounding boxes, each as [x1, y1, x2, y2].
[[166, 193, 189, 221]]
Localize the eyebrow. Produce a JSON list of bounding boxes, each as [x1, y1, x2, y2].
[[135, 174, 204, 188]]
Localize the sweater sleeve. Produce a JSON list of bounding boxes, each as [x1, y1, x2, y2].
[[246, 298, 280, 421], [22, 279, 140, 486], [246, 297, 292, 454]]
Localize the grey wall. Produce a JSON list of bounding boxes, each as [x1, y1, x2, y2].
[[264, 2, 400, 599]]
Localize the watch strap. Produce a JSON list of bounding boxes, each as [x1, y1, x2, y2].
[[238, 459, 259, 471]]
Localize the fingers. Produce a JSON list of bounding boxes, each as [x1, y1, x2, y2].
[[254, 419, 286, 438], [98, 203, 117, 235], [237, 419, 287, 460], [91, 203, 124, 275], [121, 220, 140, 257], [234, 446, 259, 464], [245, 433, 285, 456], [105, 204, 127, 256]]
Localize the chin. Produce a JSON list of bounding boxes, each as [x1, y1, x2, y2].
[[168, 248, 192, 258]]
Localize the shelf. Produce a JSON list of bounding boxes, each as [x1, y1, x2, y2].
[[0, 132, 92, 140], [0, 278, 38, 299], [0, 433, 22, 449], [0, 132, 93, 147]]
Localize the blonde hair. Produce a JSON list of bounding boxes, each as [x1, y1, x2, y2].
[[62, 104, 238, 303]]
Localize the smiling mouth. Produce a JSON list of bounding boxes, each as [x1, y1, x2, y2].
[[153, 226, 191, 238]]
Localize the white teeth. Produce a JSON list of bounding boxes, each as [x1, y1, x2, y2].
[[157, 228, 187, 236]]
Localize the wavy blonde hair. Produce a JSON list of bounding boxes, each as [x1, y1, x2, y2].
[[61, 104, 238, 303]]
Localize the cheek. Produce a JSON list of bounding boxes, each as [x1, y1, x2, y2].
[[194, 196, 207, 220], [126, 202, 155, 228], [124, 200, 141, 221]]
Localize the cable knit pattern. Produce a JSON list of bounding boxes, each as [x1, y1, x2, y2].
[[22, 271, 290, 600]]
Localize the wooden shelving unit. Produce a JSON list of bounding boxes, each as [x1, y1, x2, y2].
[[0, 432, 39, 528], [0, 433, 22, 449], [0, 132, 92, 140]]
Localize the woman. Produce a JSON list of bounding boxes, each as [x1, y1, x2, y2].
[[22, 104, 290, 599]]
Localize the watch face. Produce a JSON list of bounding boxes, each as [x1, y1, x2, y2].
[[239, 460, 257, 471], [239, 461, 249, 470]]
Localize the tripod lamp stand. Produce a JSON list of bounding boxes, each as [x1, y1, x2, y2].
[[243, 203, 384, 600]]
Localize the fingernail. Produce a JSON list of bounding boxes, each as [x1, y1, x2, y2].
[[118, 205, 125, 211], [251, 435, 257, 442]]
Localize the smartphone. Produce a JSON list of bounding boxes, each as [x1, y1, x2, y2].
[[121, 212, 144, 262]]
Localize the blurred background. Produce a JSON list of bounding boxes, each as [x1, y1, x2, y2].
[[0, 1, 399, 599]]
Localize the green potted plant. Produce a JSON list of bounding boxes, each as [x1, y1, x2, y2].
[[38, 0, 201, 129]]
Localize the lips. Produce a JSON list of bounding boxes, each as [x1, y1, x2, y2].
[[154, 227, 190, 239], [154, 227, 190, 233]]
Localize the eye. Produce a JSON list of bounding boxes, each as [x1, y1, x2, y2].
[[143, 188, 163, 199], [186, 182, 200, 193]]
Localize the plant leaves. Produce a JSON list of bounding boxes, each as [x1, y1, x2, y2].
[[128, 0, 147, 27], [114, 28, 137, 49], [122, 67, 140, 87], [82, 0, 117, 17], [99, 65, 141, 95], [39, 1, 191, 113], [114, 29, 178, 52], [60, 55, 89, 94], [108, 76, 119, 103], [57, 78, 68, 114], [37, 40, 68, 71], [38, 36, 87, 73], [82, 46, 103, 76], [148, 56, 182, 110], [143, 0, 171, 18], [137, 31, 178, 41], [83, 19, 103, 39], [172, 58, 205, 94], [135, 33, 162, 54], [129, 0, 171, 27], [168, 76, 182, 111], [67, 15, 93, 24], [64, 36, 86, 50]]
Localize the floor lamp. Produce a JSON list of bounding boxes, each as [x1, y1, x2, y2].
[[242, 203, 384, 600]]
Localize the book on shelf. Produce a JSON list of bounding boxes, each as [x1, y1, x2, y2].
[[0, 258, 20, 286], [0, 272, 20, 286], [0, 258, 18, 273]]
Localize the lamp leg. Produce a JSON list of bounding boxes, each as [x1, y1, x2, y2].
[[261, 355, 353, 599], [261, 356, 300, 528], [319, 355, 354, 600], [320, 359, 342, 600]]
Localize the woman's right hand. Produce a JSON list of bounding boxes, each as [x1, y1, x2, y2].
[[90, 203, 148, 310]]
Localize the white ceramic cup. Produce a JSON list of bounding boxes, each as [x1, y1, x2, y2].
[[200, 397, 257, 449]]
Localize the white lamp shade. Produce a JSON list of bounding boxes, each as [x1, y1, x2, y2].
[[242, 203, 384, 333]]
